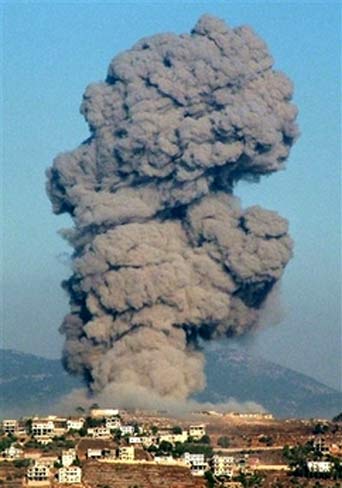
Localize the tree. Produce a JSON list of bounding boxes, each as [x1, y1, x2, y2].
[[204, 470, 215, 488], [72, 456, 82, 467], [312, 423, 329, 435], [217, 436, 230, 448], [174, 442, 213, 458], [158, 441, 173, 454], [75, 406, 85, 415], [0, 437, 13, 452], [200, 435, 211, 445], [84, 416, 103, 428], [79, 427, 87, 437], [13, 458, 30, 468], [282, 443, 313, 477], [171, 426, 182, 435], [25, 419, 32, 434], [151, 426, 158, 435], [332, 412, 342, 422]]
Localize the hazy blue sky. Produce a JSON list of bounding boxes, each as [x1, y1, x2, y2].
[[2, 1, 341, 391]]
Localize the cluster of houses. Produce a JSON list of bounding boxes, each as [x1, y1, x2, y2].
[[305, 436, 340, 475], [1, 409, 341, 485], [1, 408, 228, 484]]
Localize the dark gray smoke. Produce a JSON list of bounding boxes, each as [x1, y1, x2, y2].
[[47, 15, 298, 404]]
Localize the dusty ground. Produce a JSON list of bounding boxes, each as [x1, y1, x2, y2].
[[81, 461, 207, 488]]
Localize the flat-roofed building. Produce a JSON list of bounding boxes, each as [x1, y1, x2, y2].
[[58, 466, 82, 484], [159, 430, 188, 444], [188, 424, 205, 440], [87, 426, 111, 439], [3, 445, 23, 460], [118, 446, 134, 461], [2, 419, 18, 434], [212, 455, 235, 477], [31, 419, 55, 437], [87, 448, 103, 459], [27, 463, 50, 483], [90, 408, 119, 418], [105, 416, 121, 430], [307, 461, 333, 473], [67, 418, 85, 431], [62, 448, 77, 467], [120, 425, 135, 436], [183, 452, 208, 476]]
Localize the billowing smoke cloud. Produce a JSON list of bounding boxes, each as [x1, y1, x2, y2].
[[47, 15, 298, 405]]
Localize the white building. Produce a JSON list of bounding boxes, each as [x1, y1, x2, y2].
[[128, 435, 155, 447], [2, 419, 18, 434], [183, 452, 205, 466], [31, 419, 55, 437], [159, 431, 188, 444], [3, 445, 23, 460], [313, 437, 330, 455], [118, 446, 135, 461], [27, 463, 50, 482], [90, 408, 119, 418], [307, 461, 333, 473], [212, 455, 235, 477], [154, 455, 175, 464], [62, 448, 77, 467], [188, 424, 206, 440], [58, 466, 82, 484], [129, 436, 144, 444], [66, 418, 85, 431], [183, 452, 208, 477], [87, 448, 103, 459], [120, 425, 135, 436], [105, 416, 121, 430], [87, 426, 111, 439]]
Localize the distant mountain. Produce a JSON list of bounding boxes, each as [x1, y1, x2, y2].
[[197, 345, 342, 419], [0, 348, 340, 419], [0, 349, 80, 417]]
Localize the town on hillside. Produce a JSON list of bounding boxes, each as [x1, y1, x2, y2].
[[0, 407, 341, 488]]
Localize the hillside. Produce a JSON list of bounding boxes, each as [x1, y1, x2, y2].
[[0, 349, 80, 417], [0, 347, 340, 419], [197, 345, 342, 418]]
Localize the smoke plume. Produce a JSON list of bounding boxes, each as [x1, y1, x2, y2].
[[47, 15, 298, 405]]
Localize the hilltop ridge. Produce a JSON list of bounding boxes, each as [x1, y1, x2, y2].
[[0, 347, 340, 419]]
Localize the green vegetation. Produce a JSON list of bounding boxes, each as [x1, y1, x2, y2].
[[72, 456, 82, 467], [0, 437, 13, 452], [199, 434, 211, 444], [332, 412, 342, 422], [173, 441, 213, 458], [312, 423, 329, 435], [204, 470, 215, 488], [148, 439, 213, 459], [283, 443, 342, 480], [84, 416, 103, 428], [13, 458, 30, 468], [283, 443, 313, 476]]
